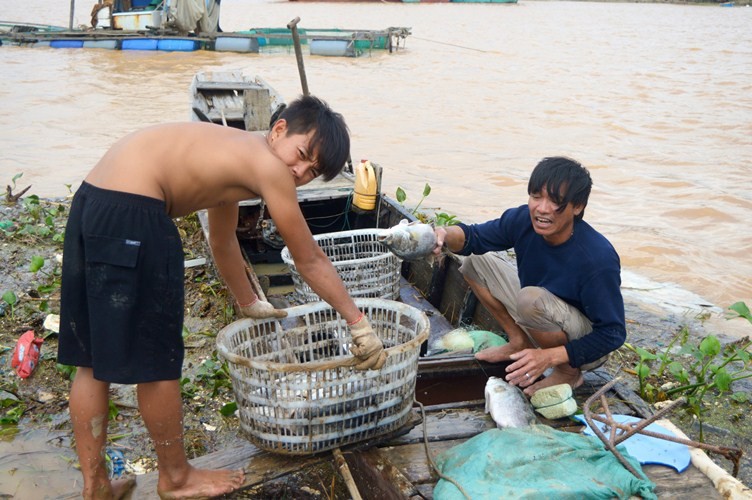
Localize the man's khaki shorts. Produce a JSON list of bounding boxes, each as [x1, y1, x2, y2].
[[460, 252, 606, 370]]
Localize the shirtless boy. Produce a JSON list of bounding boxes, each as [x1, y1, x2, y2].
[[58, 95, 385, 499], [433, 157, 625, 396]]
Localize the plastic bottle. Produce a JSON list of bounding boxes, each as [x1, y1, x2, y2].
[[353, 159, 377, 210]]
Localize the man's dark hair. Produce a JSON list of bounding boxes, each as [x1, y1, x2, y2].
[[528, 156, 592, 220], [275, 95, 350, 182]]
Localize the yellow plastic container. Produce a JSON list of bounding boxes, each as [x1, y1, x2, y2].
[[353, 159, 377, 210]]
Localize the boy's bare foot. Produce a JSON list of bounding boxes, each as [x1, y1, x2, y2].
[[524, 364, 583, 397], [158, 466, 245, 499], [113, 477, 137, 499], [83, 477, 136, 500], [474, 339, 531, 363]]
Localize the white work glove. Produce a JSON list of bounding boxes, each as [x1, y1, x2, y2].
[[237, 297, 288, 319], [349, 315, 387, 370]]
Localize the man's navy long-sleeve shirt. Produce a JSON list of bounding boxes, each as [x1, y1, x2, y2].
[[456, 205, 626, 368]]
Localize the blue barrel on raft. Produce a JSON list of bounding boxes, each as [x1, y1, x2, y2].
[[50, 39, 84, 49], [157, 39, 199, 51], [121, 38, 158, 51], [214, 36, 259, 53]]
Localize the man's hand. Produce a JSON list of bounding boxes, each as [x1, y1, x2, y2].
[[237, 298, 288, 319], [349, 315, 387, 370]]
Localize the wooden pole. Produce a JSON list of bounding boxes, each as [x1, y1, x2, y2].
[[332, 448, 362, 500], [286, 17, 309, 97], [69, 0, 75, 29]]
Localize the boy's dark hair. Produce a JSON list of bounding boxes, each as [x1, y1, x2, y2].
[[275, 95, 350, 182], [528, 156, 592, 220]]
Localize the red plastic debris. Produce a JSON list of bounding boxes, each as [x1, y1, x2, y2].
[[11, 330, 43, 378]]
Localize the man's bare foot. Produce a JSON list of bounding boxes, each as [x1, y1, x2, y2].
[[524, 364, 583, 397], [113, 477, 137, 499], [158, 466, 245, 499], [475, 340, 531, 363]]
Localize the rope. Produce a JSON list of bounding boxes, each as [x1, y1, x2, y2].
[[410, 35, 495, 54], [414, 399, 472, 500]]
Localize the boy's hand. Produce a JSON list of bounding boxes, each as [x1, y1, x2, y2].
[[349, 315, 387, 370], [237, 298, 288, 319]]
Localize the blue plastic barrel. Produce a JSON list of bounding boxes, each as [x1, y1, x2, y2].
[[83, 39, 118, 50], [50, 40, 84, 49], [214, 37, 259, 53], [157, 39, 199, 52], [121, 38, 158, 51], [309, 40, 354, 57]]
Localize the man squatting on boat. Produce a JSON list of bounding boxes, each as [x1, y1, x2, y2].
[[57, 95, 385, 499], [433, 156, 626, 396]]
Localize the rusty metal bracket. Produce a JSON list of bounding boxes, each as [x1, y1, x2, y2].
[[583, 377, 743, 478]]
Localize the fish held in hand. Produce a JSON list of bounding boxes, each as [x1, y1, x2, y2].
[[378, 219, 437, 261], [485, 376, 538, 428]]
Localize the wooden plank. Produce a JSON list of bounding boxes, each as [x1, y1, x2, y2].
[[379, 439, 463, 485], [243, 87, 272, 132], [129, 441, 328, 496], [384, 407, 495, 446], [644, 464, 721, 498], [341, 448, 419, 500]]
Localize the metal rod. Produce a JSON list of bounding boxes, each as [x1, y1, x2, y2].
[[583, 377, 743, 478], [286, 17, 309, 97]]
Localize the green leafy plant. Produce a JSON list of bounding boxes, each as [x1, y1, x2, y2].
[[728, 301, 751, 322], [624, 302, 752, 440], [2, 179, 67, 244], [57, 363, 77, 381], [194, 357, 232, 398], [395, 184, 460, 226], [2, 291, 18, 319], [0, 390, 25, 426], [220, 401, 238, 417], [396, 183, 431, 216]]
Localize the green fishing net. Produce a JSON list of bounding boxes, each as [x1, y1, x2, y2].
[[435, 426, 657, 500]]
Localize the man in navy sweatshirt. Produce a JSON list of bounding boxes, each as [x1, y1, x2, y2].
[[434, 156, 625, 396]]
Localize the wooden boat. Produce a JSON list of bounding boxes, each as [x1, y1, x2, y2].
[[0, 1, 410, 56], [125, 71, 747, 498]]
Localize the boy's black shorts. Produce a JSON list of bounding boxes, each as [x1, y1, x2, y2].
[[58, 182, 185, 384]]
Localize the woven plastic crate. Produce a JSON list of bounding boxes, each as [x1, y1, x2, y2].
[[216, 298, 429, 455], [281, 229, 401, 302]]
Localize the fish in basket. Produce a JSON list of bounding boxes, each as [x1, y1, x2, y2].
[[216, 298, 429, 455]]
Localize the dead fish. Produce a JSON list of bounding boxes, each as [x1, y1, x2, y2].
[[485, 376, 538, 428], [378, 219, 437, 261]]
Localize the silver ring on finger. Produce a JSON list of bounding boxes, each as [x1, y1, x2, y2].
[[525, 373, 530, 379]]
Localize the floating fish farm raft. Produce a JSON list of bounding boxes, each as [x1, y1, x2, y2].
[[0, 22, 411, 57]]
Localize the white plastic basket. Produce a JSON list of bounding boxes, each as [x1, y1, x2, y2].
[[281, 229, 401, 302], [216, 298, 429, 455]]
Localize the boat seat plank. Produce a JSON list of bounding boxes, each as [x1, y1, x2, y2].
[[384, 407, 496, 447], [194, 81, 266, 91]]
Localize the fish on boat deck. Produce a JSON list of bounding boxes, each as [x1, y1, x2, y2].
[[378, 219, 437, 262], [485, 376, 538, 428]]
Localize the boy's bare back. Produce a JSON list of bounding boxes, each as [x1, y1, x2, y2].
[[85, 122, 293, 217]]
